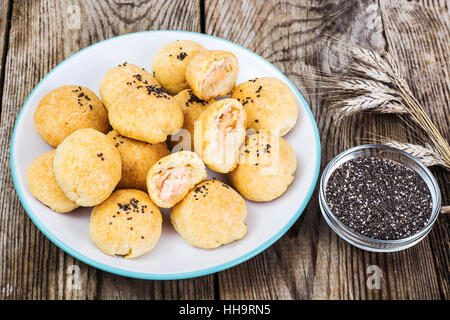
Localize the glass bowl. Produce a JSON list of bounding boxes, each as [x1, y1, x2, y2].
[[319, 144, 441, 252]]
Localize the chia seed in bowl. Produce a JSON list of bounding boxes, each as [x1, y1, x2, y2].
[[325, 157, 432, 240], [319, 144, 441, 252]]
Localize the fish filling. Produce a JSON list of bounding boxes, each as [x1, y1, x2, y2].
[[202, 62, 230, 90], [157, 166, 192, 202], [217, 109, 239, 143]]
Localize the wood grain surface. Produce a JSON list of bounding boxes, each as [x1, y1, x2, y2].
[[0, 0, 448, 300]]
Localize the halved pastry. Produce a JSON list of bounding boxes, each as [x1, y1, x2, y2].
[[146, 151, 207, 208], [194, 98, 246, 173], [186, 50, 239, 100], [169, 89, 213, 151]]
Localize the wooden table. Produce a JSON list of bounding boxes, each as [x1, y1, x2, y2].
[[0, 0, 448, 300]]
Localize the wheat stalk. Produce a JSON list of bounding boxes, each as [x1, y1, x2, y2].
[[330, 93, 403, 121], [305, 38, 450, 169], [383, 140, 449, 169]]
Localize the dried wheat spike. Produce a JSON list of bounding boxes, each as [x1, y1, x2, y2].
[[383, 140, 449, 169]]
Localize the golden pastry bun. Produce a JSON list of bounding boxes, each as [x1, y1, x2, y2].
[[152, 40, 206, 95], [228, 133, 296, 201], [99, 62, 159, 111], [100, 62, 183, 144], [26, 150, 79, 213], [146, 151, 206, 208], [194, 98, 246, 173], [54, 128, 121, 207], [90, 189, 162, 259], [231, 77, 298, 136], [106, 130, 170, 191], [169, 89, 213, 151], [186, 50, 239, 100], [34, 85, 109, 147], [171, 179, 247, 249]]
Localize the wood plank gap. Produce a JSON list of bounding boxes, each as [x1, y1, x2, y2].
[[200, 0, 206, 33], [0, 0, 12, 115]]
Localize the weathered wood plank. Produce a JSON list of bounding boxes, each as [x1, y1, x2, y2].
[[0, 0, 12, 109], [206, 0, 447, 299], [380, 0, 449, 300], [0, 0, 213, 300], [1, 0, 448, 300]]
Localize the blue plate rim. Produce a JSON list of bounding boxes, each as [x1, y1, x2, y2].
[[10, 30, 321, 280]]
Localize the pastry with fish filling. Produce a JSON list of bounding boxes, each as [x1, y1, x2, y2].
[[26, 150, 79, 213], [106, 130, 170, 191], [152, 40, 206, 94], [90, 189, 162, 259], [186, 50, 239, 100], [231, 77, 298, 136], [34, 85, 109, 147], [169, 89, 213, 151], [171, 179, 247, 249], [228, 133, 297, 201], [194, 98, 246, 173], [146, 151, 207, 208], [100, 62, 183, 143], [54, 128, 122, 207]]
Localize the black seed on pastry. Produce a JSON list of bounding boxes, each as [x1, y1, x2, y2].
[[177, 52, 188, 60]]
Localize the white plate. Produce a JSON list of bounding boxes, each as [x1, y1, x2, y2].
[[10, 31, 320, 279]]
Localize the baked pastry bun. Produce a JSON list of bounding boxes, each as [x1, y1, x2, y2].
[[26, 150, 79, 213], [171, 179, 247, 249], [90, 189, 162, 259], [99, 62, 159, 111], [231, 77, 298, 136], [169, 89, 213, 151], [186, 50, 239, 100], [54, 128, 121, 206], [106, 130, 170, 191], [194, 98, 246, 173], [228, 133, 297, 201], [100, 62, 183, 144], [34, 85, 109, 147], [146, 151, 206, 208], [152, 40, 206, 94]]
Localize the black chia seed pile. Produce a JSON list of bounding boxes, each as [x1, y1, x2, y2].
[[325, 157, 432, 240]]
